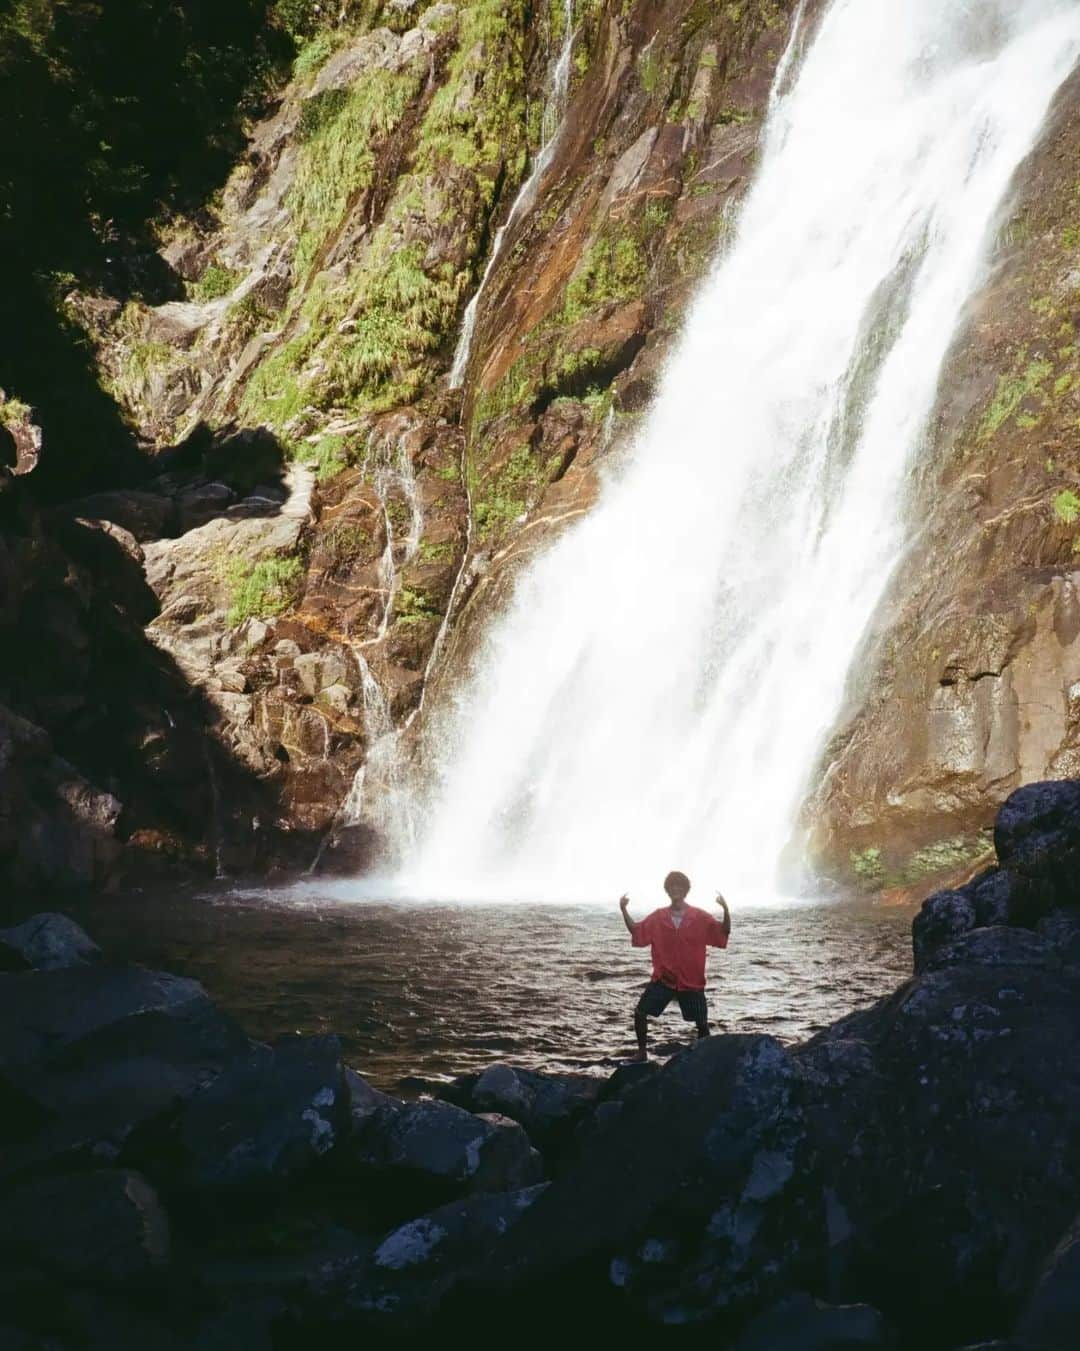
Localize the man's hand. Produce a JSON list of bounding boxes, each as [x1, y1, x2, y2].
[[619, 893, 630, 911], [619, 893, 635, 936], [716, 890, 732, 936]]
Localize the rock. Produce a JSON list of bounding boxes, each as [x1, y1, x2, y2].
[[176, 482, 235, 532], [1015, 1213, 1080, 1350], [346, 1099, 542, 1207], [1036, 910, 1080, 965], [175, 1034, 347, 1189], [732, 1292, 892, 1350], [60, 489, 174, 542], [0, 964, 249, 1177], [445, 1063, 604, 1150], [912, 889, 976, 974], [479, 1036, 810, 1320], [970, 870, 1016, 928], [345, 1184, 548, 1326], [345, 1066, 399, 1127], [993, 781, 1080, 909], [0, 1170, 169, 1282], [918, 925, 1056, 975], [0, 912, 100, 971]]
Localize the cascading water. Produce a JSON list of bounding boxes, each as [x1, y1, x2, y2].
[[383, 0, 1080, 904], [449, 0, 577, 389]]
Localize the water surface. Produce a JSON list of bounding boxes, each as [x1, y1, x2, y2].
[[3, 888, 915, 1092]]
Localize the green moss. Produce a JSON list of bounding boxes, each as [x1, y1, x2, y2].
[[899, 835, 993, 884], [308, 432, 352, 481], [289, 67, 419, 278], [188, 263, 240, 302], [979, 357, 1054, 440], [1053, 489, 1080, 525], [0, 394, 31, 430], [321, 521, 371, 567], [474, 442, 547, 540], [394, 584, 440, 624], [225, 292, 276, 346], [240, 0, 530, 430], [225, 554, 304, 625], [418, 538, 454, 563], [292, 30, 337, 82], [849, 847, 885, 887]]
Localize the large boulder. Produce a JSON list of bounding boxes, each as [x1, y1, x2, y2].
[[0, 964, 249, 1179], [343, 1184, 548, 1327], [993, 781, 1080, 913], [732, 1292, 893, 1350], [0, 1170, 169, 1283], [912, 889, 976, 974], [175, 1035, 347, 1190], [0, 912, 101, 972], [478, 1036, 815, 1324], [345, 1099, 542, 1211], [1015, 1213, 1080, 1350], [442, 1063, 604, 1151]]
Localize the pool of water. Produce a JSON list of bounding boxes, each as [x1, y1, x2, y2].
[[2, 886, 916, 1093]]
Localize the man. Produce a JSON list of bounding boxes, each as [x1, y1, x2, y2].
[[620, 871, 731, 1061]]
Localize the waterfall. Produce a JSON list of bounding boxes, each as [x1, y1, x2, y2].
[[449, 0, 577, 390], [385, 0, 1080, 903]]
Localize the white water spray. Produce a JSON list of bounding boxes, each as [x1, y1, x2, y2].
[[449, 0, 577, 389], [386, 0, 1080, 903]]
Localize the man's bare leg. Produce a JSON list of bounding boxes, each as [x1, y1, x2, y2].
[[633, 1010, 649, 1061]]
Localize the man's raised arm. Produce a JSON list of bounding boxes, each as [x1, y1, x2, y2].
[[715, 891, 732, 937], [619, 893, 636, 936]]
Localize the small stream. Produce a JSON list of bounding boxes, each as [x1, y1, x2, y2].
[[1, 888, 916, 1093]]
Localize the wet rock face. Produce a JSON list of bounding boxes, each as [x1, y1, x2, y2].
[[810, 71, 1080, 885]]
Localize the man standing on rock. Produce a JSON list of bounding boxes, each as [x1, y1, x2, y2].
[[620, 872, 731, 1061]]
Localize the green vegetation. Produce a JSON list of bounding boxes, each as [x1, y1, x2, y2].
[[849, 834, 993, 892], [979, 357, 1054, 439], [473, 443, 546, 540], [226, 292, 276, 347], [0, 394, 31, 430], [394, 585, 440, 624], [241, 0, 530, 431], [305, 432, 353, 482], [188, 263, 240, 303], [849, 847, 886, 888], [1053, 489, 1080, 526], [225, 554, 304, 626], [418, 538, 454, 563], [321, 522, 371, 567]]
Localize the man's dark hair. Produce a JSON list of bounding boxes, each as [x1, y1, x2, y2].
[[664, 870, 691, 899]]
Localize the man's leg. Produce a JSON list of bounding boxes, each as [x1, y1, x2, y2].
[[633, 982, 673, 1060], [678, 990, 710, 1040]]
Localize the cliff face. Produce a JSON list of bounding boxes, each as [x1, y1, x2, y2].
[[808, 68, 1080, 892], [2, 0, 1078, 890], [0, 0, 797, 884]]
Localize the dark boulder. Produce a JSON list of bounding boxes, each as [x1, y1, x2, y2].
[[0, 964, 249, 1179], [60, 489, 175, 542], [994, 781, 1080, 913], [732, 1292, 893, 1350], [0, 912, 101, 972], [343, 1184, 548, 1328], [1015, 1213, 1080, 1350], [0, 1169, 169, 1283], [917, 926, 1056, 975], [480, 1035, 816, 1324], [912, 889, 976, 974], [175, 1035, 347, 1190], [442, 1063, 603, 1150], [344, 1099, 542, 1210]]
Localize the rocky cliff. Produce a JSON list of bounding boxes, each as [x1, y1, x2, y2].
[[2, 0, 1079, 890]]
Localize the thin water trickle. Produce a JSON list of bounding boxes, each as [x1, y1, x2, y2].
[[449, 0, 577, 389], [382, 0, 1080, 903]]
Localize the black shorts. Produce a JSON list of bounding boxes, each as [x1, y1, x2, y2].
[[635, 981, 708, 1025]]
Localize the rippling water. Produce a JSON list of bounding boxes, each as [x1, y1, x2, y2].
[[5, 887, 916, 1092]]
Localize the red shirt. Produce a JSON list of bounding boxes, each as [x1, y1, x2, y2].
[[631, 905, 729, 991]]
